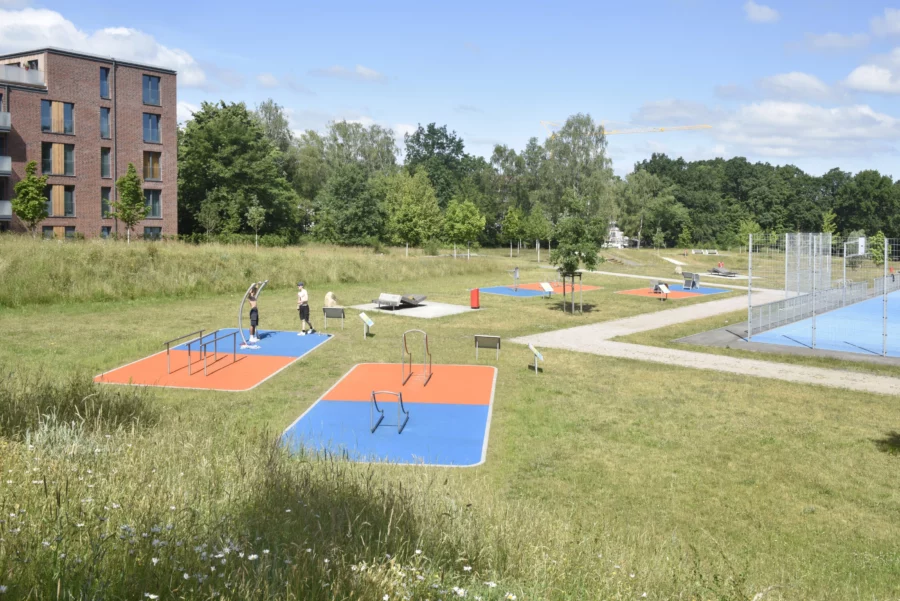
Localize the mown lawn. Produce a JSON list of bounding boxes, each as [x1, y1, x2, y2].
[[1, 252, 899, 600]]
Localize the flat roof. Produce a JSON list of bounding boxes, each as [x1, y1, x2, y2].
[[0, 47, 177, 75]]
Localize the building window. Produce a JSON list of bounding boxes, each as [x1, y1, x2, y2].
[[41, 100, 51, 132], [143, 151, 161, 180], [100, 107, 111, 139], [41, 143, 75, 175], [100, 67, 110, 99], [64, 144, 75, 176], [101, 187, 111, 217], [143, 113, 161, 143], [64, 186, 75, 217], [143, 226, 162, 240], [144, 189, 161, 218], [27, 60, 38, 70], [41, 100, 75, 134], [101, 226, 112, 238], [101, 148, 111, 178], [64, 226, 76, 239], [42, 226, 54, 239], [142, 75, 161, 106]]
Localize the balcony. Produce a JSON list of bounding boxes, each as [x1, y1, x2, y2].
[[0, 200, 10, 220], [0, 112, 9, 132], [0, 155, 10, 177], [0, 64, 45, 87]]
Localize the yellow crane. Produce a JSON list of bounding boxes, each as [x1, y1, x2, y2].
[[541, 120, 712, 138]]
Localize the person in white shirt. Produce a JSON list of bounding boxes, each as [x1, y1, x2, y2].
[[297, 281, 315, 335]]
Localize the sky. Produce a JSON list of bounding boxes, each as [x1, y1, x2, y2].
[[2, 0, 900, 178]]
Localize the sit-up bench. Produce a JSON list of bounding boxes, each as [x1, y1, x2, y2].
[[683, 272, 700, 290], [372, 293, 429, 310]]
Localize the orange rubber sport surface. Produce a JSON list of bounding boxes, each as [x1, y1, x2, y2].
[[518, 282, 601, 294], [94, 350, 297, 391], [615, 288, 701, 300], [322, 363, 495, 405]]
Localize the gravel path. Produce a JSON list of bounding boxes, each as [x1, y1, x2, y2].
[[512, 291, 900, 396]]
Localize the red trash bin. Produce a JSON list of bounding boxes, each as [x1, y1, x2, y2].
[[470, 288, 480, 309]]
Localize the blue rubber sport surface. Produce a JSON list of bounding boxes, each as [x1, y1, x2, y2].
[[751, 292, 900, 357], [673, 285, 729, 295], [175, 328, 331, 358], [283, 401, 490, 466], [479, 286, 547, 297]]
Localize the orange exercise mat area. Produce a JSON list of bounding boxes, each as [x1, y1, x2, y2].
[[322, 363, 495, 406], [615, 287, 701, 300]]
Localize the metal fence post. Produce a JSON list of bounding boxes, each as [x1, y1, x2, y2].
[[748, 233, 753, 341], [884, 238, 889, 357], [811, 234, 817, 349], [843, 241, 847, 307]]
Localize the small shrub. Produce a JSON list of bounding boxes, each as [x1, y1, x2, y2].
[[423, 239, 441, 256]]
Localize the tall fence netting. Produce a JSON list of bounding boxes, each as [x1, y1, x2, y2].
[[748, 233, 900, 357]]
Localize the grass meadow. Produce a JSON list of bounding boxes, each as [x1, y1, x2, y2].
[[1, 239, 899, 600]]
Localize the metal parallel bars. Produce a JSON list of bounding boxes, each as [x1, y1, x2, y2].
[[200, 330, 238, 376], [163, 330, 204, 375]]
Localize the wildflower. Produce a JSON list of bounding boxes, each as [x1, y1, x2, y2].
[[415, 549, 422, 555], [112, 503, 120, 509], [0, 585, 7, 594], [42, 541, 50, 548], [306, 548, 312, 553], [641, 594, 647, 598], [630, 573, 635, 578], [484, 582, 497, 588], [285, 509, 291, 513], [143, 595, 158, 600], [59, 553, 66, 559], [183, 573, 190, 580], [463, 566, 472, 572], [383, 596, 389, 601], [169, 506, 176, 511], [505, 595, 516, 600], [151, 558, 159, 566], [262, 549, 269, 555], [248, 554, 258, 561]]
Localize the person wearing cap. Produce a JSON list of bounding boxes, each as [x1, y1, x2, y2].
[[297, 281, 315, 335]]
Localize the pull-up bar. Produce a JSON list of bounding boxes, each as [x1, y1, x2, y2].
[[401, 329, 432, 386], [238, 280, 269, 347]]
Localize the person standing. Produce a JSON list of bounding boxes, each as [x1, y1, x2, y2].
[[297, 281, 315, 335], [248, 284, 260, 343]]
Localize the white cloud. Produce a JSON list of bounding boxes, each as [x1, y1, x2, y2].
[[744, 0, 779, 23], [631, 98, 900, 159], [758, 72, 831, 100], [0, 0, 30, 7], [796, 32, 869, 52], [309, 64, 387, 82], [871, 8, 900, 36], [177, 101, 199, 124], [843, 48, 900, 94], [256, 72, 278, 88], [0, 8, 207, 86], [714, 83, 754, 100]]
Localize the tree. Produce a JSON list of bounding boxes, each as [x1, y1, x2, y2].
[[501, 207, 524, 257], [443, 198, 485, 258], [869, 231, 886, 267], [385, 170, 443, 253], [652, 227, 666, 253], [324, 120, 398, 175], [550, 215, 599, 313], [404, 123, 467, 206], [178, 101, 299, 236], [677, 224, 693, 249], [822, 209, 837, 234], [255, 99, 293, 153], [110, 163, 149, 243], [314, 162, 384, 246], [12, 161, 48, 237], [245, 196, 267, 250], [738, 219, 763, 247], [198, 196, 221, 242], [525, 203, 553, 261]]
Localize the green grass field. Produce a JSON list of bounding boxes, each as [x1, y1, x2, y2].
[[1, 240, 899, 600]]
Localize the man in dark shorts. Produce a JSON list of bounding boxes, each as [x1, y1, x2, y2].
[[248, 284, 260, 343], [297, 281, 315, 335]]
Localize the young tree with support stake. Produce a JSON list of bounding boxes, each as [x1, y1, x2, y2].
[[525, 203, 553, 263], [502, 207, 524, 257], [110, 163, 149, 243], [12, 161, 48, 238], [443, 198, 485, 259], [550, 215, 599, 314], [245, 195, 267, 250]]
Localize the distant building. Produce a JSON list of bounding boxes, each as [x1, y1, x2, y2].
[[605, 221, 629, 249], [0, 48, 177, 238]]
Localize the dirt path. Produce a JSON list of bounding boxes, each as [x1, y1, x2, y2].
[[511, 291, 900, 396]]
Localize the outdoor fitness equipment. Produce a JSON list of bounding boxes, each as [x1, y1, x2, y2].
[[401, 329, 432, 386], [238, 280, 269, 347], [370, 390, 410, 434], [507, 267, 520, 291]]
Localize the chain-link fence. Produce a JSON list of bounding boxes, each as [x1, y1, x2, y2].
[[748, 233, 900, 357]]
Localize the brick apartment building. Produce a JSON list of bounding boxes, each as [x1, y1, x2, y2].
[[0, 47, 177, 238]]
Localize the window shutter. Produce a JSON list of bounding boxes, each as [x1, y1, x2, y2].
[[51, 185, 65, 216], [51, 101, 64, 132], [52, 143, 64, 175]]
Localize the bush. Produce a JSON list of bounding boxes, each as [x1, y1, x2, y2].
[[0, 371, 158, 439], [423, 238, 441, 256]]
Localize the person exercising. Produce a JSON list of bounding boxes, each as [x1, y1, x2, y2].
[[248, 284, 260, 343], [297, 281, 315, 335]]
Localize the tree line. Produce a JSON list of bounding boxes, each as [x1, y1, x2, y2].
[[175, 99, 900, 249]]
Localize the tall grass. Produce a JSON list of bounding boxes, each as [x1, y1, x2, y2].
[[0, 371, 158, 439], [0, 237, 497, 308]]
